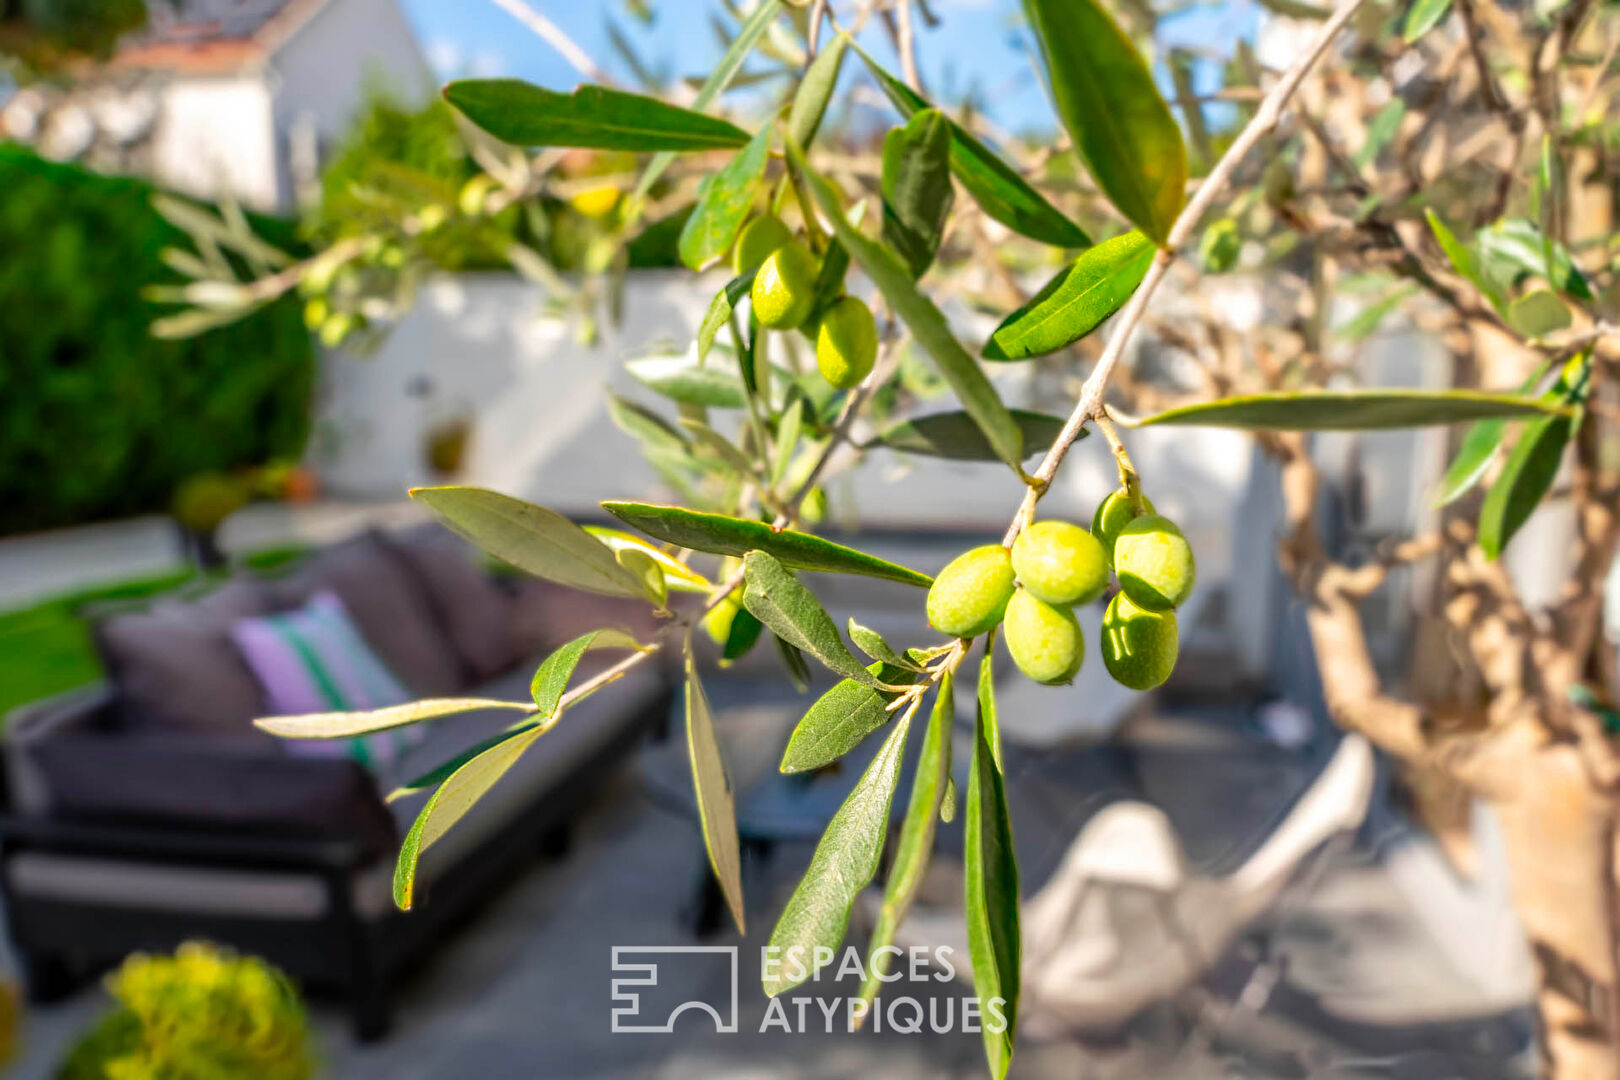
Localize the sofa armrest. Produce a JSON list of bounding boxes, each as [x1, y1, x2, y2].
[[0, 813, 370, 874], [8, 729, 396, 862]]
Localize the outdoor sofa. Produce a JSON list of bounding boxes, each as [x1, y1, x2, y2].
[[0, 522, 673, 1039]]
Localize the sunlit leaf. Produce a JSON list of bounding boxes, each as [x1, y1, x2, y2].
[[1023, 0, 1187, 244], [680, 123, 772, 271], [256, 697, 534, 739], [882, 109, 955, 279], [1425, 209, 1506, 312], [583, 526, 712, 593], [1403, 0, 1452, 40], [965, 651, 1019, 1078], [1132, 389, 1569, 430], [787, 32, 846, 149], [530, 629, 650, 718], [444, 80, 749, 151], [763, 711, 912, 996], [686, 650, 747, 932], [602, 501, 934, 586], [742, 551, 895, 688], [697, 273, 755, 364], [983, 231, 1154, 360], [848, 618, 924, 671], [1478, 356, 1589, 559], [411, 486, 648, 598], [855, 43, 1089, 248], [780, 661, 916, 773]]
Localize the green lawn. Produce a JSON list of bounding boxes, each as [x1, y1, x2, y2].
[[0, 545, 308, 723]]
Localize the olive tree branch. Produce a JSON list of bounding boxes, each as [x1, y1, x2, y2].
[[1000, 0, 1370, 546]]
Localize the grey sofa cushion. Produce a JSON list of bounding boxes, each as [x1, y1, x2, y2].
[[390, 659, 669, 886], [507, 577, 668, 658], [270, 529, 464, 698], [385, 524, 520, 681], [94, 579, 273, 734]]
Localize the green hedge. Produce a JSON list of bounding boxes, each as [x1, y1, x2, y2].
[[0, 144, 314, 534]]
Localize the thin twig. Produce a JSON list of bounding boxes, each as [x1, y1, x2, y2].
[[488, 0, 613, 85], [1000, 0, 1369, 547], [896, 0, 922, 92]]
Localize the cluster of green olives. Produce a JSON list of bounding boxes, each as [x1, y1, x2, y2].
[[925, 488, 1195, 690], [732, 214, 877, 392]]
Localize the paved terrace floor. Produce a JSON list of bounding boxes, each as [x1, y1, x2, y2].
[[6, 697, 1536, 1079]]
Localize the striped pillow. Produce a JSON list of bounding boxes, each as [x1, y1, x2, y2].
[[231, 590, 419, 776]]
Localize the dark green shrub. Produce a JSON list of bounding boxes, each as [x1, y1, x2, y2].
[[0, 144, 313, 534]]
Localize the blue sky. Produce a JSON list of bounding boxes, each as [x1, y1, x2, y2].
[[398, 0, 1258, 139]]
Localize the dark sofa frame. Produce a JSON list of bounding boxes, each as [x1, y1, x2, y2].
[[0, 682, 672, 1040]]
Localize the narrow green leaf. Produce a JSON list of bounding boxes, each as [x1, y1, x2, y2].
[[965, 655, 1019, 1078], [1506, 289, 1572, 338], [763, 711, 912, 996], [775, 634, 812, 693], [1435, 417, 1510, 507], [410, 486, 648, 598], [742, 551, 892, 687], [679, 124, 772, 271], [395, 723, 547, 909], [1334, 284, 1417, 341], [256, 697, 535, 739], [1403, 0, 1452, 40], [607, 393, 689, 455], [1132, 389, 1570, 430], [1478, 412, 1573, 559], [1022, 0, 1187, 244], [388, 721, 540, 802], [859, 673, 954, 1008], [628, 349, 749, 408], [882, 109, 955, 279], [870, 408, 1075, 462], [780, 662, 916, 773], [584, 526, 712, 593], [1425, 210, 1506, 312], [786, 140, 1025, 473], [1478, 218, 1593, 301], [530, 629, 650, 718], [618, 547, 668, 606], [848, 618, 924, 671], [633, 0, 782, 201], [679, 419, 757, 478], [602, 501, 934, 586], [444, 80, 749, 151], [698, 273, 755, 364], [787, 33, 846, 149], [1353, 100, 1405, 170], [723, 605, 765, 661], [686, 650, 747, 932], [854, 44, 1089, 248], [983, 231, 1154, 360]]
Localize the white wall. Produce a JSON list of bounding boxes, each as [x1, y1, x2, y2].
[[150, 76, 280, 209]]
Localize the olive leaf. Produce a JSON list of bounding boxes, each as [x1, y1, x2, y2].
[[584, 526, 713, 593], [742, 551, 900, 688], [698, 272, 755, 364], [1403, 0, 1452, 40], [602, 501, 934, 586], [411, 486, 649, 599], [627, 349, 749, 408], [1130, 389, 1570, 430], [1022, 0, 1187, 244], [785, 140, 1025, 474], [965, 652, 1019, 1078], [859, 672, 954, 1009], [854, 43, 1089, 249], [763, 711, 913, 996], [848, 618, 924, 670], [679, 123, 772, 271], [607, 393, 689, 455], [1433, 362, 1554, 508], [870, 409, 1074, 462], [679, 419, 757, 478], [530, 629, 651, 718], [775, 635, 811, 693], [256, 697, 535, 739], [1425, 210, 1507, 313], [395, 722, 549, 909], [1477, 218, 1593, 301], [983, 231, 1154, 360], [444, 81, 749, 151], [787, 32, 846, 149], [780, 661, 916, 773], [1506, 289, 1572, 338], [388, 721, 542, 803], [686, 649, 747, 933], [723, 606, 765, 661], [882, 109, 955, 279], [1477, 355, 1590, 559]]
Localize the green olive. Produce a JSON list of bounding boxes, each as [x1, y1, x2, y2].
[[926, 545, 1016, 639], [702, 592, 742, 645], [751, 241, 819, 330], [732, 214, 794, 274], [1113, 514, 1196, 612], [1100, 592, 1178, 690], [815, 297, 877, 389], [1004, 587, 1084, 685], [1091, 487, 1155, 567], [1011, 520, 1108, 606]]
